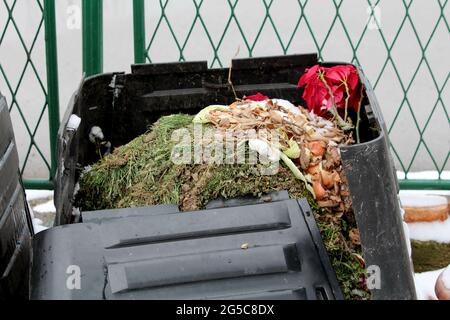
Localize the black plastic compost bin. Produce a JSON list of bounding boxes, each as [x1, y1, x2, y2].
[[0, 94, 33, 300], [34, 53, 415, 299]]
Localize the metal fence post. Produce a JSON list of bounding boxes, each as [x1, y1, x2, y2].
[[43, 0, 60, 185], [133, 0, 146, 63], [399, 180, 450, 190], [82, 0, 103, 76]]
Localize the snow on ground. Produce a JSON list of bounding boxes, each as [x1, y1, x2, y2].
[[27, 203, 49, 234], [398, 189, 450, 299], [33, 200, 56, 214], [415, 268, 443, 300], [32, 218, 49, 234], [397, 170, 450, 180], [399, 192, 450, 243], [26, 190, 56, 231], [400, 194, 447, 208], [25, 189, 53, 201], [400, 190, 450, 197], [407, 219, 450, 243]]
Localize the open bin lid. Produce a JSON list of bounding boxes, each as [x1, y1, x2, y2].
[[31, 198, 343, 300]]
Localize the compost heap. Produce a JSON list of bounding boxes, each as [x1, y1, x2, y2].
[[77, 97, 370, 300]]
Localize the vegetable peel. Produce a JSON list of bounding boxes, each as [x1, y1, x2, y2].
[[193, 105, 229, 124]]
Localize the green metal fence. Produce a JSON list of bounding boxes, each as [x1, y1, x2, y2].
[[1, 0, 449, 190], [0, 0, 59, 190], [85, 0, 450, 190]]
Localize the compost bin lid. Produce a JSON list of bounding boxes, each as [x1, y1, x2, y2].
[[30, 198, 343, 300]]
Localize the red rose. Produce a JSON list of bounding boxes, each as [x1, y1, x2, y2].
[[327, 65, 362, 111], [327, 65, 359, 90], [298, 65, 323, 87], [298, 66, 328, 115], [302, 77, 330, 116], [244, 92, 269, 101], [298, 64, 362, 115], [348, 81, 362, 112]]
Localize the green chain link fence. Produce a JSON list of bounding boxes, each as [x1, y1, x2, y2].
[[1, 0, 449, 190], [130, 0, 450, 190], [0, 0, 59, 190]]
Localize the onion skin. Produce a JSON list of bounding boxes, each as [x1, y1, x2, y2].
[[307, 164, 321, 175], [308, 141, 327, 156], [321, 170, 340, 189], [312, 179, 326, 200]]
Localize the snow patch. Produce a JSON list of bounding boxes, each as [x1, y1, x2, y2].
[[414, 268, 443, 300], [28, 203, 35, 219], [407, 218, 450, 243], [400, 190, 450, 197], [400, 194, 447, 208], [33, 200, 56, 214], [32, 218, 48, 234], [25, 189, 53, 201], [397, 170, 450, 180]]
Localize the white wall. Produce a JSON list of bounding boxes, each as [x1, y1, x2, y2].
[[1, 0, 449, 179]]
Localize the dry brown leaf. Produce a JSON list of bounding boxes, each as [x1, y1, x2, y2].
[[269, 110, 283, 124], [349, 228, 361, 245]]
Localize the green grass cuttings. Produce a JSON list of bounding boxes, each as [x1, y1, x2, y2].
[[76, 114, 369, 300], [412, 240, 450, 273]]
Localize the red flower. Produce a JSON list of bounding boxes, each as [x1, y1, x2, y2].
[[244, 92, 269, 101], [348, 83, 362, 112], [327, 65, 359, 91], [297, 65, 323, 87], [298, 64, 362, 114], [301, 77, 329, 116], [327, 65, 362, 111]]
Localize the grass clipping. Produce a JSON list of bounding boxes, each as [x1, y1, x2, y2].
[[77, 110, 370, 300]]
